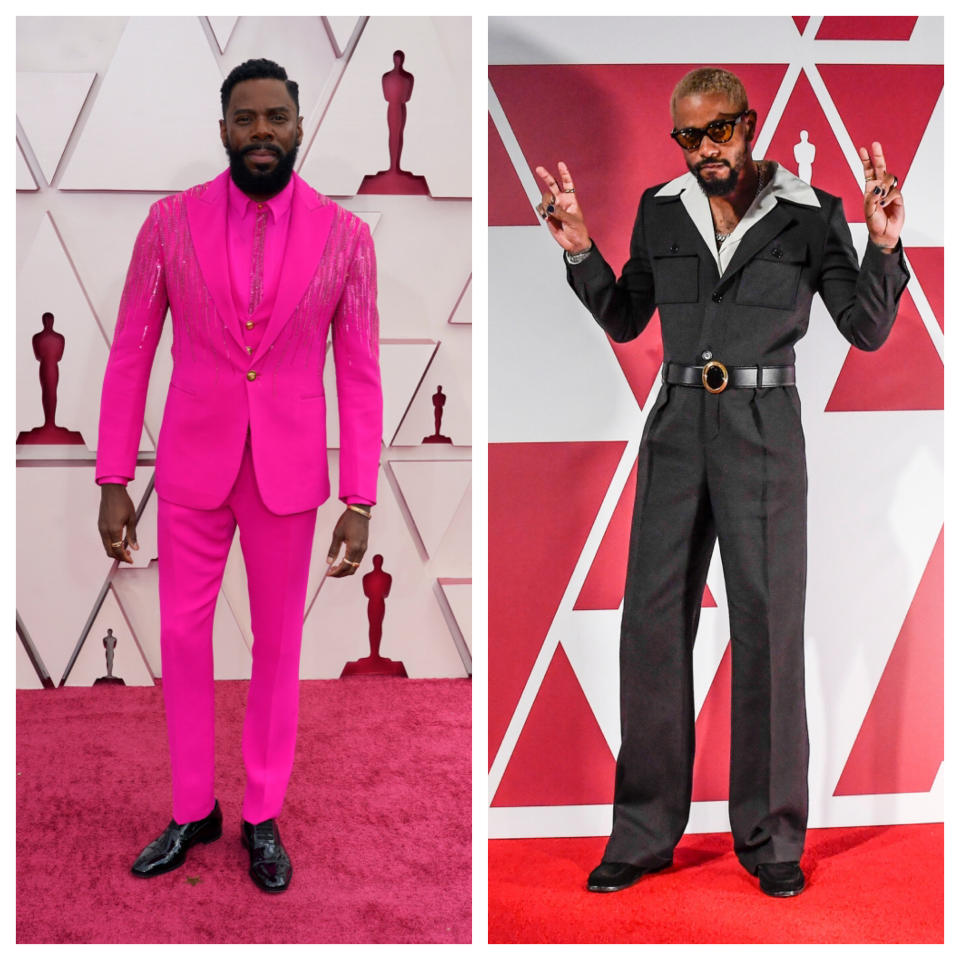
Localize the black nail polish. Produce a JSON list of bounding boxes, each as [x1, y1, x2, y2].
[[546, 203, 555, 214], [873, 186, 881, 195]]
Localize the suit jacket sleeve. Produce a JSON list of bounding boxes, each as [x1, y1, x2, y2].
[[817, 193, 910, 351], [564, 194, 658, 343], [95, 203, 169, 482], [331, 219, 383, 505]]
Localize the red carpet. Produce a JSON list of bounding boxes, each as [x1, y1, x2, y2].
[[17, 679, 470, 943], [489, 825, 943, 943]]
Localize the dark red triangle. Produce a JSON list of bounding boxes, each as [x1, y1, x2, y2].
[[793, 17, 810, 34], [576, 456, 717, 611], [691, 642, 732, 801], [489, 441, 627, 767], [607, 312, 664, 409], [764, 69, 863, 222], [492, 643, 616, 806], [825, 288, 942, 411], [834, 527, 943, 795], [818, 64, 941, 197], [905, 247, 943, 332], [488, 113, 538, 226], [816, 17, 918, 41]]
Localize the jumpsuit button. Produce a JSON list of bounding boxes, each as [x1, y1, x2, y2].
[[712, 291, 723, 303], [669, 243, 679, 253], [246, 321, 255, 330], [772, 246, 783, 259], [701, 350, 713, 361], [247, 371, 257, 381]]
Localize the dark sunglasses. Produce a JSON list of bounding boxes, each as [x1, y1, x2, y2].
[[670, 112, 747, 150]]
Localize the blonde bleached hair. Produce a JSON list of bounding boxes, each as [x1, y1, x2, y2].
[[670, 68, 748, 120]]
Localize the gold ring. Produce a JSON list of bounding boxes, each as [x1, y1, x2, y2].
[[342, 559, 360, 567], [701, 360, 729, 394], [563, 188, 575, 193], [111, 540, 124, 548]]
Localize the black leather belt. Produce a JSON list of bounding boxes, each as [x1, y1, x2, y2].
[[662, 361, 795, 394]]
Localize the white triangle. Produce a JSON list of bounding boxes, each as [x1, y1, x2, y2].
[[16, 71, 95, 184], [323, 16, 361, 57], [431, 481, 471, 579], [64, 587, 155, 687], [206, 16, 238, 53], [392, 338, 470, 446], [390, 459, 471, 557], [449, 276, 471, 324], [59, 18, 226, 190], [16, 140, 38, 191], [16, 631, 45, 689], [438, 580, 471, 655], [16, 213, 152, 453]]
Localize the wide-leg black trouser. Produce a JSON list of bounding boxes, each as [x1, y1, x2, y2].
[[602, 382, 809, 874]]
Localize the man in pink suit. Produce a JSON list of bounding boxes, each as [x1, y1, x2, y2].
[[95, 59, 382, 892]]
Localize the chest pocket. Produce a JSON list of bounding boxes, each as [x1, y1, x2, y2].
[[736, 240, 807, 310], [652, 252, 699, 303]]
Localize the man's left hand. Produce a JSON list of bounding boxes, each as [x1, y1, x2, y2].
[[326, 508, 369, 578], [859, 140, 904, 253]]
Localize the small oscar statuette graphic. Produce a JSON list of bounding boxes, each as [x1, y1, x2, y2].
[[93, 628, 126, 686], [341, 555, 408, 677], [422, 385, 452, 444], [358, 50, 429, 195], [18, 312, 85, 445]]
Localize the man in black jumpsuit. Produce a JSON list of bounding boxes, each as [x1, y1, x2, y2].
[[535, 68, 908, 898]]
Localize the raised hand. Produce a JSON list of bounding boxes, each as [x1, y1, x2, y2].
[[534, 161, 592, 254], [859, 141, 904, 251]]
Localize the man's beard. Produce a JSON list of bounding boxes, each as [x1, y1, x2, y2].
[[226, 141, 298, 196], [690, 157, 743, 197]]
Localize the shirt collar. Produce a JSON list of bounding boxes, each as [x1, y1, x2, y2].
[[227, 171, 295, 223], [653, 162, 820, 207], [654, 162, 819, 274]]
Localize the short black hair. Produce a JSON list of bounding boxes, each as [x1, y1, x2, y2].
[[220, 58, 299, 117]]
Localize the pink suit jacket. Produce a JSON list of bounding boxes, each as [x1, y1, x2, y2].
[[96, 169, 382, 515]]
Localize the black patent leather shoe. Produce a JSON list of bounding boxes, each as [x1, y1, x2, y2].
[[587, 859, 671, 892], [241, 818, 292, 892], [131, 800, 223, 878], [757, 861, 805, 897]]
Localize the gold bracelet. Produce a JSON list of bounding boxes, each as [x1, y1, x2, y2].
[[347, 504, 372, 519]]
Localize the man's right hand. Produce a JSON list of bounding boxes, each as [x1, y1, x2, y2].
[[98, 484, 139, 564], [534, 161, 592, 254]]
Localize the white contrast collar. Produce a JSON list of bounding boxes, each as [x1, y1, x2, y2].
[[654, 163, 820, 273]]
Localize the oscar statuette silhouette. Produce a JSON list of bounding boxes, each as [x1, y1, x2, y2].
[[358, 50, 430, 195], [422, 385, 452, 444], [93, 628, 125, 686], [17, 312, 85, 445], [340, 555, 408, 677]]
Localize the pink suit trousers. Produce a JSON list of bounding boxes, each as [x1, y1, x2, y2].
[[159, 437, 317, 825]]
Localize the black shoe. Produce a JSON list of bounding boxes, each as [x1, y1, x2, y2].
[[131, 800, 223, 877], [757, 861, 805, 897], [241, 818, 292, 892], [587, 859, 671, 893]]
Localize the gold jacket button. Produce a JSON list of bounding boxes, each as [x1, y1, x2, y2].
[[246, 321, 255, 330], [247, 371, 257, 381]]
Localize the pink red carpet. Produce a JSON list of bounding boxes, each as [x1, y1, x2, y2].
[[17, 678, 470, 943], [489, 824, 943, 943]]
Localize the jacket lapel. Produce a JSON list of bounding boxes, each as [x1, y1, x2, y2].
[[253, 172, 337, 363], [720, 201, 798, 282], [183, 169, 247, 354]]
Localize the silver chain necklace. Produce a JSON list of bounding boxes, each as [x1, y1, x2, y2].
[[715, 162, 766, 245]]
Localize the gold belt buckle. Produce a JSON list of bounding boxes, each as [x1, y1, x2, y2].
[[701, 360, 729, 394]]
